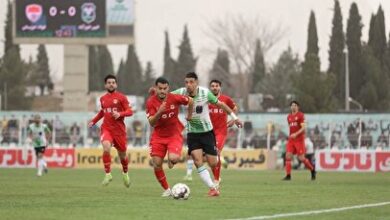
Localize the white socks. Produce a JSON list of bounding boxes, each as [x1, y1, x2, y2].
[[186, 159, 194, 176], [197, 165, 214, 188], [37, 158, 46, 176]]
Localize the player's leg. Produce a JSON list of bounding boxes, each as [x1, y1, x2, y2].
[[297, 147, 316, 180], [100, 130, 113, 186], [150, 139, 171, 196], [283, 141, 294, 180], [166, 135, 183, 169], [184, 154, 194, 181], [35, 147, 45, 176], [113, 135, 131, 187], [201, 131, 220, 196], [212, 133, 227, 184]]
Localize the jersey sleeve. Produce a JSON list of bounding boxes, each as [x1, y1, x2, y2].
[[145, 99, 157, 118], [299, 113, 305, 124], [207, 91, 218, 104], [44, 124, 51, 133], [174, 94, 190, 105], [225, 96, 236, 109], [171, 88, 185, 95], [119, 95, 133, 117]]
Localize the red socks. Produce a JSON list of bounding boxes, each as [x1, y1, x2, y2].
[[303, 158, 314, 171], [154, 168, 169, 190], [103, 152, 111, 173], [285, 158, 292, 175], [120, 156, 129, 173], [212, 155, 221, 181]]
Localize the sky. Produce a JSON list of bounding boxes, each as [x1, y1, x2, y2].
[[0, 0, 389, 85]]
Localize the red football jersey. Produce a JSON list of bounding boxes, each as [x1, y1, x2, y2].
[[287, 111, 305, 141], [209, 94, 236, 135], [91, 91, 133, 136], [146, 93, 189, 137]]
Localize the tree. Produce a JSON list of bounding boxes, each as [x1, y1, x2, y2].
[[206, 14, 286, 75], [368, 6, 387, 63], [0, 0, 30, 110], [162, 31, 176, 82], [142, 61, 156, 98], [293, 11, 335, 113], [258, 46, 301, 109], [120, 45, 142, 95], [250, 39, 266, 93], [35, 45, 52, 95], [328, 0, 345, 103], [346, 3, 364, 100], [174, 25, 197, 89], [98, 46, 114, 84], [209, 49, 231, 94], [88, 46, 102, 92]]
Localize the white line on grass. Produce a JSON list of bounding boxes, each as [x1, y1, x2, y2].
[[224, 201, 390, 220]]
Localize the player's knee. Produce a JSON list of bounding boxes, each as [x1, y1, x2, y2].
[[285, 154, 292, 160]]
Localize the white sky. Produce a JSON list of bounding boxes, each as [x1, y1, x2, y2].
[[0, 0, 389, 85]]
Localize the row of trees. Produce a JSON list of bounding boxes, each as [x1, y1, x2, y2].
[[208, 1, 390, 112], [0, 1, 52, 110]]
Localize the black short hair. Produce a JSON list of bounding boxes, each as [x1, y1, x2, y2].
[[155, 77, 169, 85], [290, 100, 300, 107], [104, 74, 117, 83], [185, 72, 198, 80], [209, 79, 222, 86]]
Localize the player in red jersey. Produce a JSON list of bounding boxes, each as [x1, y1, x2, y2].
[[283, 101, 316, 181], [208, 79, 237, 186], [146, 77, 194, 197], [88, 74, 133, 187]]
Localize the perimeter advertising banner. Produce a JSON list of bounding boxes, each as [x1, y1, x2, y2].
[[315, 149, 390, 172]]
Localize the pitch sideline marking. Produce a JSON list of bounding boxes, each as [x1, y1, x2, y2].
[[224, 201, 390, 220]]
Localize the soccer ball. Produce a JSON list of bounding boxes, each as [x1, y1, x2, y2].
[[171, 183, 190, 200]]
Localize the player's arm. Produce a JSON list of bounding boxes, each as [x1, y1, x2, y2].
[[147, 102, 166, 127], [118, 96, 134, 118], [89, 110, 104, 127], [27, 126, 33, 139], [291, 121, 306, 139], [226, 98, 239, 127], [44, 125, 52, 143], [185, 97, 194, 121], [208, 92, 242, 128]]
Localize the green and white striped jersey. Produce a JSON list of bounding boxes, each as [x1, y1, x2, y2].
[[28, 123, 51, 148], [172, 86, 218, 133]]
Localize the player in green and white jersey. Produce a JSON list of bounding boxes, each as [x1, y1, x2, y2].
[[173, 72, 242, 196], [28, 114, 51, 177]]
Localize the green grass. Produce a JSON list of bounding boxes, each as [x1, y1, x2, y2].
[[0, 169, 389, 220]]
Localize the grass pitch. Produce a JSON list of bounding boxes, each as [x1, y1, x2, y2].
[[0, 168, 389, 220]]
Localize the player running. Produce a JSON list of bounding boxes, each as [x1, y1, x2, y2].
[[146, 77, 194, 197], [282, 101, 316, 181], [88, 74, 134, 187], [27, 114, 51, 177], [183, 79, 237, 186], [173, 72, 242, 197]]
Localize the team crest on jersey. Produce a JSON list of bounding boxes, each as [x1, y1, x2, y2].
[[113, 99, 118, 104], [170, 105, 175, 110], [295, 117, 298, 120]]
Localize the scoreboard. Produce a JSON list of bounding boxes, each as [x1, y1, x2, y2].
[[15, 0, 106, 38], [13, 0, 134, 44]]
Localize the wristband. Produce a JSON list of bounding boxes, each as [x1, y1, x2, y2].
[[230, 112, 238, 120]]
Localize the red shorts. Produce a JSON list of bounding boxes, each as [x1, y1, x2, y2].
[[287, 139, 305, 155], [149, 135, 183, 158], [100, 129, 127, 152], [215, 132, 227, 152]]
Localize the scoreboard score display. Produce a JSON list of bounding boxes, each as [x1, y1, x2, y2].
[[15, 0, 106, 38]]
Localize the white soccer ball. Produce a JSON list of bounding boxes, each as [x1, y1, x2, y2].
[[171, 183, 190, 200]]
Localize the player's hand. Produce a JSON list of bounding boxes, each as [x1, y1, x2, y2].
[[227, 120, 235, 127], [157, 101, 167, 114], [186, 114, 192, 121], [234, 119, 243, 128], [112, 111, 121, 120], [290, 133, 297, 139], [88, 121, 94, 128]]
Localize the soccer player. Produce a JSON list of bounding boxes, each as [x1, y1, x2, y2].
[[283, 101, 316, 181], [28, 114, 51, 177], [173, 72, 242, 196], [146, 77, 194, 197], [88, 74, 133, 187], [183, 79, 237, 185]]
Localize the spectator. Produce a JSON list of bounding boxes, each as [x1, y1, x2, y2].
[[70, 122, 81, 147], [132, 120, 143, 147]]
